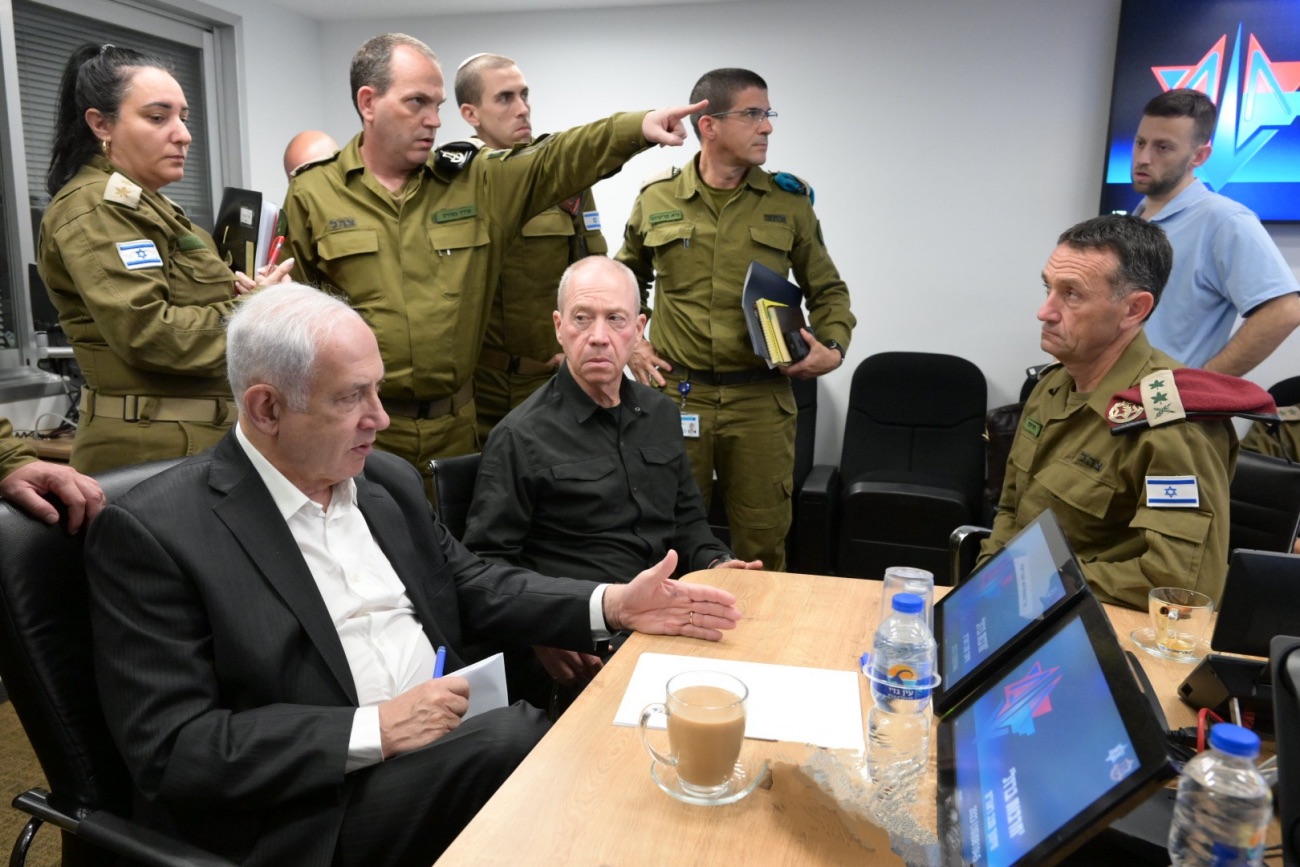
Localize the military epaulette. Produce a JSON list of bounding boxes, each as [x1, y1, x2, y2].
[[102, 172, 142, 210], [1279, 404, 1300, 422], [771, 171, 814, 205], [434, 140, 480, 174], [638, 166, 680, 191], [290, 150, 339, 178]]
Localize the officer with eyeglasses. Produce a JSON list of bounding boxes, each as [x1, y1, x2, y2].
[[616, 67, 855, 571]]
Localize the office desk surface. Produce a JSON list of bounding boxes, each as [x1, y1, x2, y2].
[[435, 571, 1195, 866]]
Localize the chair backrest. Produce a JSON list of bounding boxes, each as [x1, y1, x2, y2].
[[839, 351, 988, 504], [0, 458, 182, 817], [430, 452, 482, 540], [1229, 449, 1300, 554], [1269, 375, 1300, 409]]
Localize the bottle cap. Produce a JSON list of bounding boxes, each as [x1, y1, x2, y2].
[[891, 592, 923, 615], [1208, 723, 1260, 758]]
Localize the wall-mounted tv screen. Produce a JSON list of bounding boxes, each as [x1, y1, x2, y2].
[[1099, 0, 1300, 223]]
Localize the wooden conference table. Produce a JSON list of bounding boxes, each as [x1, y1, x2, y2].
[[434, 570, 1197, 866]]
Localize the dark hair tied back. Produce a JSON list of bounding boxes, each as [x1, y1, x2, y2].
[[46, 42, 170, 196]]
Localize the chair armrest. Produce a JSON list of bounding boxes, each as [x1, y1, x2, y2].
[[13, 788, 238, 867], [949, 524, 992, 585], [794, 464, 840, 574]]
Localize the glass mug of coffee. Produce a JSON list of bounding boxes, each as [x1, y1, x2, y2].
[[639, 671, 748, 799]]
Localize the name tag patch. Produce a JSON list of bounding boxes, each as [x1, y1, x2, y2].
[[1146, 475, 1199, 508], [680, 412, 700, 439], [583, 210, 601, 231], [116, 240, 162, 270]]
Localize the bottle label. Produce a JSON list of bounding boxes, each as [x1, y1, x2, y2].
[[872, 661, 933, 701]]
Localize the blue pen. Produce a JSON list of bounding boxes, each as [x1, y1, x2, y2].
[[433, 645, 447, 679]]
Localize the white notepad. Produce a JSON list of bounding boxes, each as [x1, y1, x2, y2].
[[612, 652, 866, 752]]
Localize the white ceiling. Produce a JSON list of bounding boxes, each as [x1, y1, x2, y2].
[[267, 0, 746, 22]]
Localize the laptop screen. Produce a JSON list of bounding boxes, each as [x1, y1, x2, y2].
[[934, 511, 1087, 716], [937, 597, 1174, 867]]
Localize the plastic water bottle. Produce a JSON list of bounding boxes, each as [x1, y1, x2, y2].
[[1167, 723, 1272, 867], [866, 592, 936, 807]]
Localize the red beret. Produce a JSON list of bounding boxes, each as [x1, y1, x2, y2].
[[1106, 368, 1278, 433]]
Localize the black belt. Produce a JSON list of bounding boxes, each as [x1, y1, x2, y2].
[[382, 381, 474, 420], [659, 357, 783, 387]]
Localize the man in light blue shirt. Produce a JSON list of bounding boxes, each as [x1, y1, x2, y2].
[[1131, 88, 1300, 374]]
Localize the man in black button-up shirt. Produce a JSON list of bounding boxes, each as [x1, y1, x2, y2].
[[464, 256, 759, 702]]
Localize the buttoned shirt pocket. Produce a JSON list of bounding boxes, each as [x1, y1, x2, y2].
[[549, 454, 621, 528], [644, 222, 695, 292], [318, 228, 380, 261], [169, 247, 234, 304], [1130, 507, 1213, 589], [427, 220, 490, 300], [521, 209, 575, 239], [1033, 458, 1117, 520], [749, 224, 795, 274]]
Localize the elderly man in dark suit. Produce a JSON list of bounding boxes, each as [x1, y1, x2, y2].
[[85, 283, 741, 867]]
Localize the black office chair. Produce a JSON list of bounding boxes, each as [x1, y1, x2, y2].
[[0, 458, 236, 867], [801, 352, 987, 583], [1268, 374, 1300, 409], [429, 452, 482, 540], [1229, 449, 1300, 554]]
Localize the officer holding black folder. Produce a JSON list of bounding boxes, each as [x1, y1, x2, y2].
[[616, 67, 854, 570]]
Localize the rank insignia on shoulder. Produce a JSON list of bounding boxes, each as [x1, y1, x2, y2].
[[1146, 475, 1199, 508], [434, 141, 480, 173], [639, 166, 679, 190], [103, 172, 142, 209], [772, 171, 814, 205], [1279, 405, 1300, 422]]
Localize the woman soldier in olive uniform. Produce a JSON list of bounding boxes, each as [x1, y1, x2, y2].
[[38, 44, 290, 474]]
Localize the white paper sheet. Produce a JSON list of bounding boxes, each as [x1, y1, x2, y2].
[[612, 653, 866, 752], [448, 653, 508, 720]]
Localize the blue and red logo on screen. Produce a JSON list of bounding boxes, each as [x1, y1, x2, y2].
[[1152, 25, 1300, 190], [988, 661, 1061, 737]]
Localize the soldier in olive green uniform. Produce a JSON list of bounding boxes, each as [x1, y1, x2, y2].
[[472, 190, 605, 439], [978, 216, 1236, 611], [1241, 404, 1299, 461], [41, 159, 238, 474], [0, 419, 36, 482], [617, 69, 854, 571], [285, 35, 699, 497], [454, 54, 607, 439]]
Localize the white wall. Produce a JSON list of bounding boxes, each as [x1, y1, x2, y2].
[[225, 0, 1299, 463]]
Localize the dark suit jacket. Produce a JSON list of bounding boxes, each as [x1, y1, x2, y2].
[[86, 431, 598, 865]]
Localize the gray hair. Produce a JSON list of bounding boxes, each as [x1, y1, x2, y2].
[[350, 33, 438, 120], [454, 53, 516, 107], [555, 256, 639, 313], [226, 283, 359, 412]]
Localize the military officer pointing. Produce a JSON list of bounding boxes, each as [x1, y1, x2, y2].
[[978, 215, 1240, 610], [616, 68, 854, 571], [285, 33, 703, 497], [455, 53, 607, 439]]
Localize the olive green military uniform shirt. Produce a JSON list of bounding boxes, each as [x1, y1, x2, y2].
[[979, 332, 1237, 610], [38, 157, 237, 473], [473, 181, 606, 436], [615, 156, 854, 371], [1241, 405, 1300, 461], [284, 113, 648, 406], [0, 419, 37, 481]]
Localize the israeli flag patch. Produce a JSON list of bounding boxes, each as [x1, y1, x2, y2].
[[116, 240, 162, 270], [1146, 475, 1199, 508], [583, 210, 601, 231]]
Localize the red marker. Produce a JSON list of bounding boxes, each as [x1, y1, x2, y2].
[[267, 235, 286, 268]]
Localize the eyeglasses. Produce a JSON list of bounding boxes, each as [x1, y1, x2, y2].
[[707, 108, 778, 124]]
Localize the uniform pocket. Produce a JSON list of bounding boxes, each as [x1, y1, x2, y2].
[[521, 209, 575, 239], [318, 228, 380, 261], [550, 454, 618, 482], [427, 220, 490, 300], [169, 248, 234, 304], [644, 222, 696, 294], [1034, 458, 1116, 519]]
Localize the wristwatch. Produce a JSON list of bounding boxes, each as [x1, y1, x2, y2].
[[823, 339, 845, 359]]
